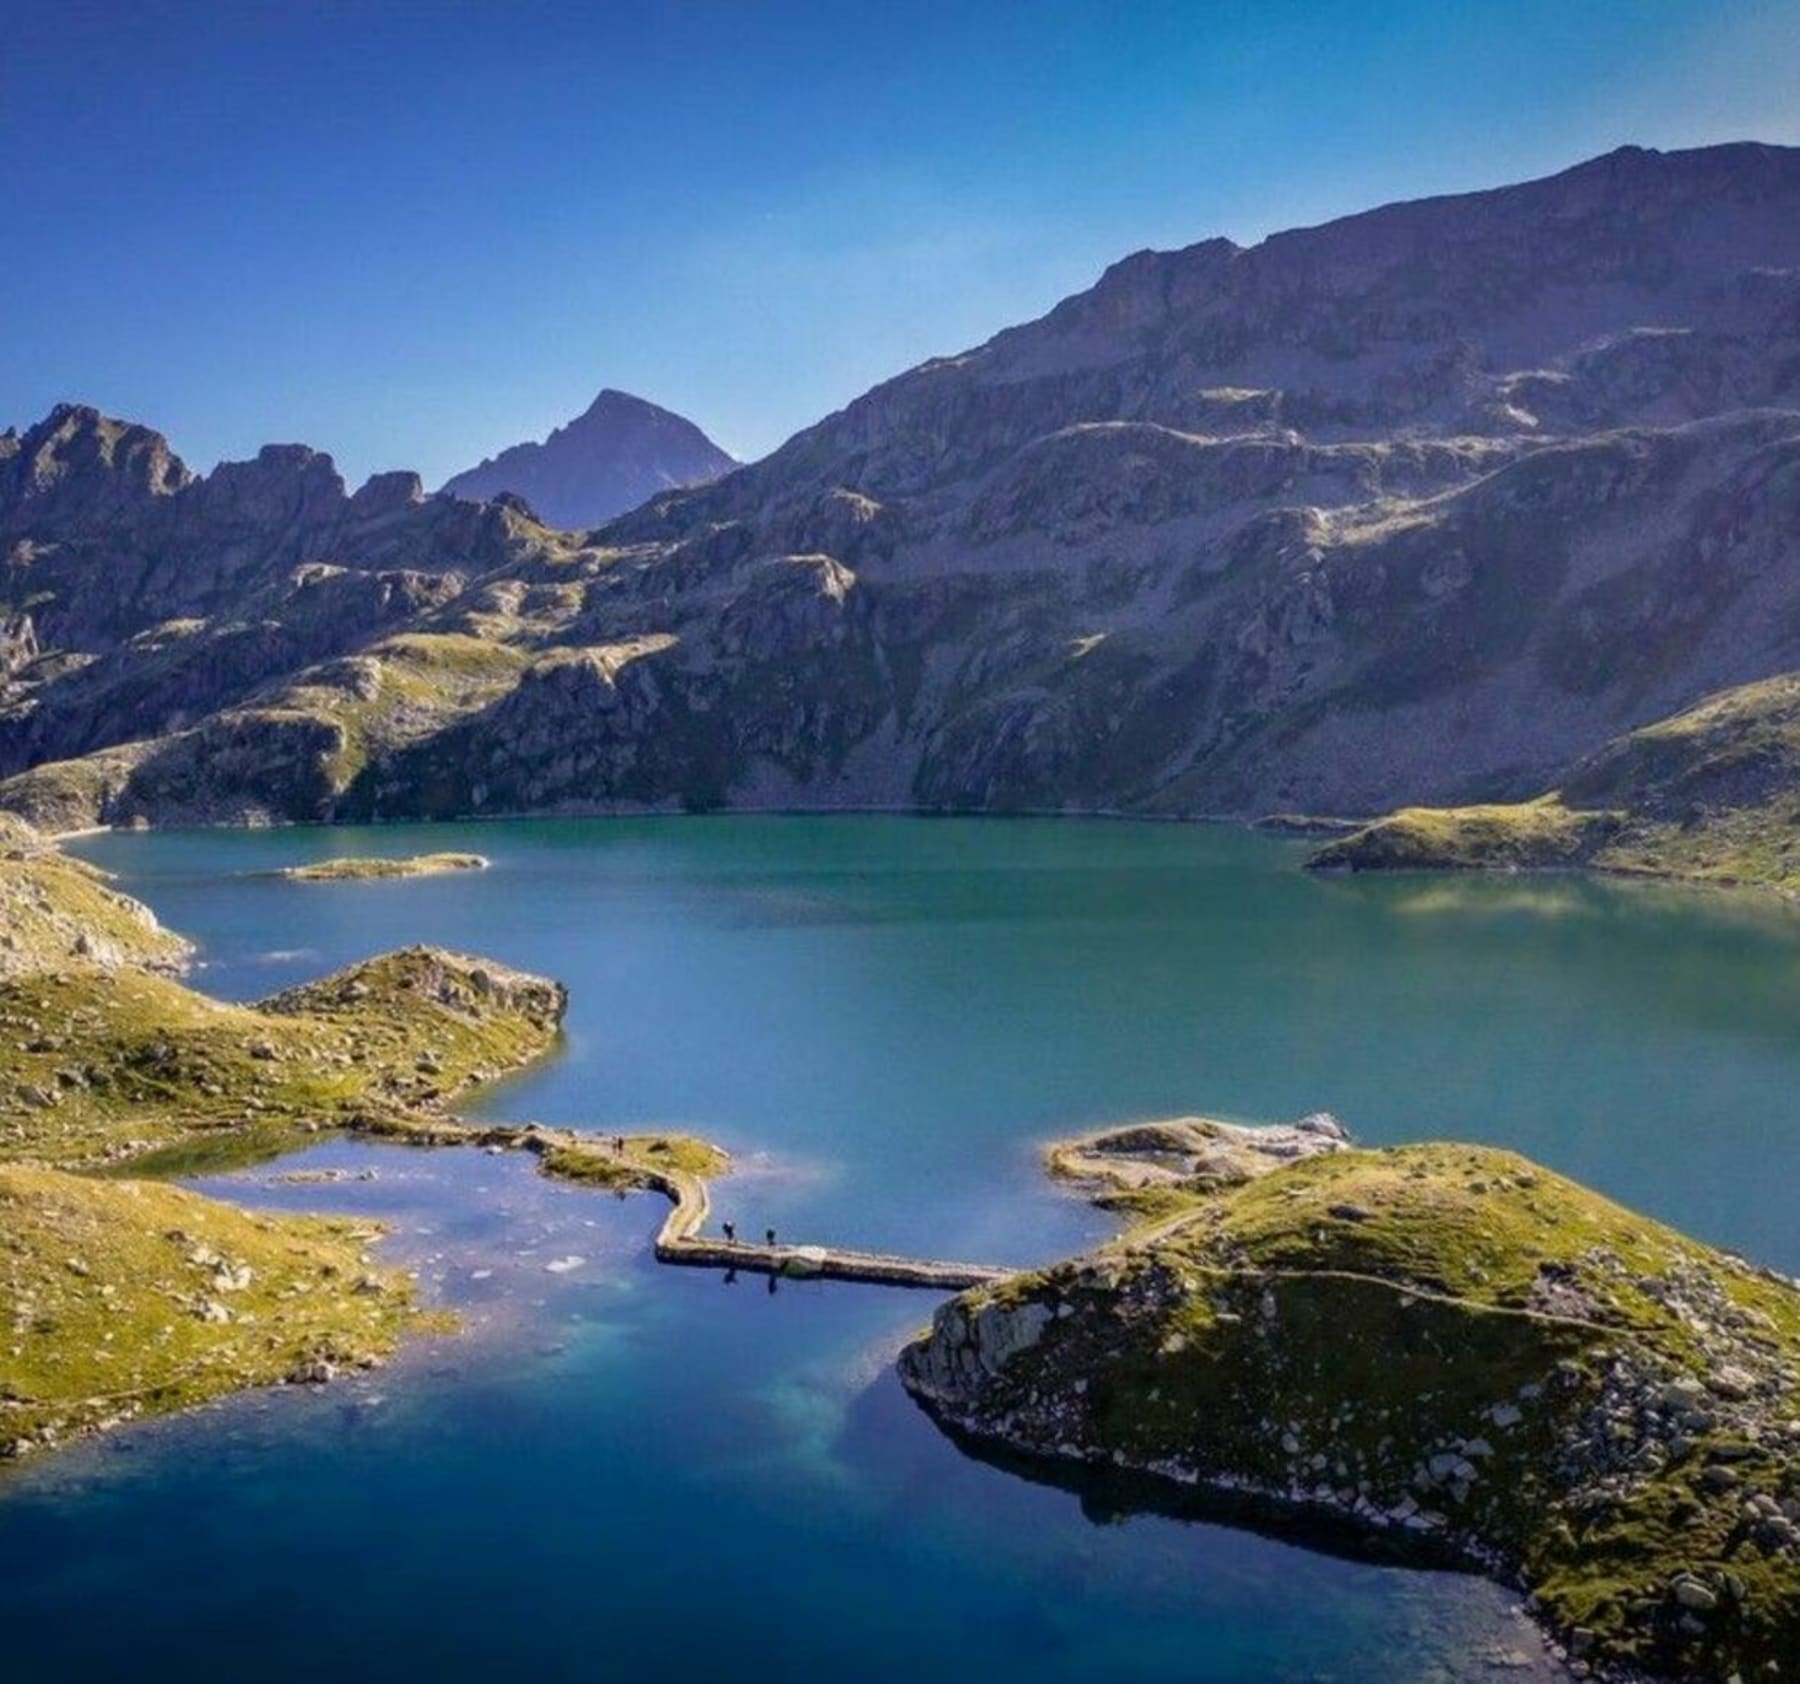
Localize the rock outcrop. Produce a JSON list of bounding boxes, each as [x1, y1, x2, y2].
[[5, 145, 1800, 849], [1047, 1111, 1351, 1209]]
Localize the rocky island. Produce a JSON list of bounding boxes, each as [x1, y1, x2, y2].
[[277, 852, 489, 882], [902, 1119, 1800, 1681]]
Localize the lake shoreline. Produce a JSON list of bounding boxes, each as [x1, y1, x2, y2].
[[48, 801, 1800, 907]]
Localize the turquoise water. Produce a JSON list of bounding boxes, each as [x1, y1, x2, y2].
[[7, 816, 1800, 1682]]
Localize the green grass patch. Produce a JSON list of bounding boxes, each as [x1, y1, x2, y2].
[[1, 1163, 434, 1460], [1310, 797, 1620, 873]]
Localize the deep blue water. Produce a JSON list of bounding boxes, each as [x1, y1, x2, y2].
[[7, 815, 1800, 1682]]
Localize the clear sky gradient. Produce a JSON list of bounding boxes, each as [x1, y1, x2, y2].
[[4, 0, 1797, 488]]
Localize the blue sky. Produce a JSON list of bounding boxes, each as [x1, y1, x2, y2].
[[3, 0, 1797, 488]]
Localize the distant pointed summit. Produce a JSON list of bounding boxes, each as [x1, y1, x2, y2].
[[441, 389, 735, 529]]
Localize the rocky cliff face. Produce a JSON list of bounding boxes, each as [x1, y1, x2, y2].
[[441, 389, 736, 530], [5, 143, 1800, 834]]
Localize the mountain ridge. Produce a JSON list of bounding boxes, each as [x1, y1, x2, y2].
[[3, 141, 1799, 880]]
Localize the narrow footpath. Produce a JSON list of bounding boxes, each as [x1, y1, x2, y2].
[[415, 1120, 1014, 1292], [641, 1159, 1010, 1290]]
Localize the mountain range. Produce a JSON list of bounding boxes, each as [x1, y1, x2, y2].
[[440, 388, 735, 529], [3, 141, 1799, 887]]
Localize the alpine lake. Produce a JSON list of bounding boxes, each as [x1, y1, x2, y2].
[[7, 815, 1800, 1683]]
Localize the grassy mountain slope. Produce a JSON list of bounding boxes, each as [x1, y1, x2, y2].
[[1311, 674, 1800, 892]]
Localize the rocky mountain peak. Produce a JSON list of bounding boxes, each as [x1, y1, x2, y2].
[[441, 388, 737, 530], [196, 444, 347, 528], [576, 387, 657, 422], [0, 403, 193, 538], [1072, 236, 1242, 324], [348, 470, 427, 517]]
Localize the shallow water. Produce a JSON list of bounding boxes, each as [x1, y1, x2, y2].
[[7, 816, 1800, 1682]]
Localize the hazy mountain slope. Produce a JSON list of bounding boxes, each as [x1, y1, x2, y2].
[[615, 142, 1800, 524], [441, 389, 735, 529], [4, 143, 1800, 842]]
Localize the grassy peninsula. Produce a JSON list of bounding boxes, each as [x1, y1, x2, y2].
[[0, 947, 566, 1171], [1, 1165, 423, 1461], [903, 1125, 1800, 1681], [1, 819, 191, 978]]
